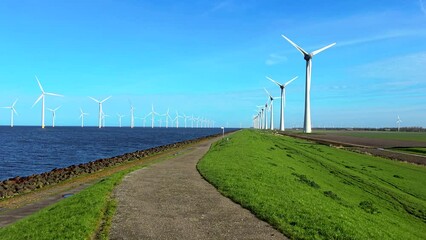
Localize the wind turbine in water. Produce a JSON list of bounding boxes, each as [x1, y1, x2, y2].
[[130, 105, 135, 128], [267, 76, 297, 131], [101, 112, 109, 128], [33, 76, 63, 129], [397, 116, 402, 132], [118, 114, 125, 128], [175, 111, 182, 128], [89, 96, 111, 128], [47, 106, 61, 128], [2, 99, 18, 127], [79, 108, 88, 128], [147, 105, 159, 128], [282, 34, 335, 133]]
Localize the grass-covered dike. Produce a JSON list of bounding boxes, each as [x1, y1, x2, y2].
[[197, 130, 426, 239], [0, 167, 137, 240]]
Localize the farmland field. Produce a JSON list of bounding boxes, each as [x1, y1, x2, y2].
[[198, 130, 426, 239], [319, 130, 426, 143]]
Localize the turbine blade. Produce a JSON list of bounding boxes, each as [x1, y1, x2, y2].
[[12, 99, 18, 107], [311, 42, 336, 56], [54, 106, 61, 111], [45, 92, 64, 97], [281, 34, 308, 56], [264, 88, 272, 97], [101, 96, 112, 103], [266, 76, 283, 87], [35, 75, 45, 93], [284, 76, 298, 87], [89, 97, 100, 103], [32, 95, 43, 107], [13, 108, 18, 115]]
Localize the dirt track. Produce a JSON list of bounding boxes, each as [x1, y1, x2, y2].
[[110, 136, 286, 240], [281, 132, 426, 165]]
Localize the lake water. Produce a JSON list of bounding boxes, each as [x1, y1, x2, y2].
[[0, 126, 232, 181]]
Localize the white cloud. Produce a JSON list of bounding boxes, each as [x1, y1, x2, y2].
[[354, 52, 426, 81], [265, 53, 287, 65], [337, 29, 426, 48]]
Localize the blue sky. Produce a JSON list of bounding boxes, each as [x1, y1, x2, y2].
[[0, 0, 425, 128]]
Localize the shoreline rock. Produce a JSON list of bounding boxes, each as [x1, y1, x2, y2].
[[0, 132, 227, 199]]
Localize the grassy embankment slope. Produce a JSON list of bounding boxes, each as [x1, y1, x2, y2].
[[198, 130, 426, 239], [0, 168, 134, 240]]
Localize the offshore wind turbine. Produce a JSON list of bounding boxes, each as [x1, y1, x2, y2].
[[130, 105, 135, 128], [47, 106, 61, 128], [118, 114, 125, 128], [165, 108, 171, 128], [89, 96, 111, 128], [267, 76, 297, 131], [102, 112, 109, 128], [175, 111, 182, 128], [32, 76, 63, 129], [79, 108, 88, 128], [282, 34, 335, 133], [2, 99, 18, 127], [147, 104, 159, 128]]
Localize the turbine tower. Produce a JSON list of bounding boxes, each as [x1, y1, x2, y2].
[[79, 108, 88, 128], [89, 96, 111, 128], [32, 76, 63, 129], [264, 88, 281, 130], [2, 99, 18, 127], [118, 114, 125, 128], [282, 34, 335, 133], [396, 115, 402, 132], [147, 104, 159, 128], [47, 106, 61, 128], [267, 76, 297, 131], [130, 105, 135, 128], [175, 111, 182, 128]]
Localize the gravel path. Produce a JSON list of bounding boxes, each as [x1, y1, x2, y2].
[[110, 137, 287, 240]]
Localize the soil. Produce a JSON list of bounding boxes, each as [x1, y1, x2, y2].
[[281, 132, 426, 165]]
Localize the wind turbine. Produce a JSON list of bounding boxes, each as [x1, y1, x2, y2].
[[89, 96, 111, 128], [147, 104, 159, 128], [396, 115, 402, 132], [32, 76, 63, 128], [282, 34, 335, 133], [118, 114, 125, 128], [175, 111, 182, 128], [182, 113, 189, 128], [165, 108, 171, 128], [2, 99, 18, 127], [101, 112, 109, 128], [267, 76, 297, 131], [130, 105, 135, 128], [79, 108, 88, 128], [47, 106, 61, 128]]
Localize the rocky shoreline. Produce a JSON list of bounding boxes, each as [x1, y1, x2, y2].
[[0, 132, 225, 199]]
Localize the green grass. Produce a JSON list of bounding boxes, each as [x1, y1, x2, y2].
[[0, 166, 139, 240], [198, 130, 426, 239], [392, 147, 426, 156]]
